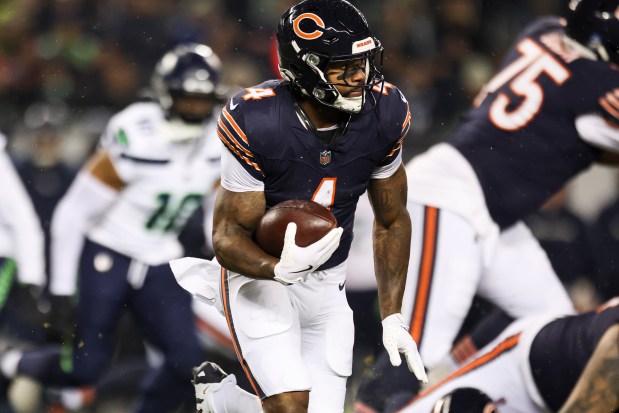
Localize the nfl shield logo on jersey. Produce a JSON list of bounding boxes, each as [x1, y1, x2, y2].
[[319, 150, 332, 166]]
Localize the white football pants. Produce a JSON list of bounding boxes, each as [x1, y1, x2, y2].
[[401, 202, 574, 369]]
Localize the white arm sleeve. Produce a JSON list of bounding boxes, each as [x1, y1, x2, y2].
[[0, 151, 45, 286], [371, 152, 402, 179], [50, 172, 119, 296], [220, 148, 264, 192], [576, 113, 619, 153]]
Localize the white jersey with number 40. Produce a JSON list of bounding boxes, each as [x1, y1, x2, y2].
[[88, 101, 221, 265]]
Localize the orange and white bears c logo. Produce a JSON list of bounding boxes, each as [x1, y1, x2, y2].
[[293, 13, 325, 40]]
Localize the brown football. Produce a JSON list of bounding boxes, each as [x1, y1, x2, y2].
[[255, 199, 337, 258]]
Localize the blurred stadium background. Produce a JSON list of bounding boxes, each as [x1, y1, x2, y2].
[[3, 0, 613, 214], [2, 0, 619, 412], [1, 0, 572, 160]]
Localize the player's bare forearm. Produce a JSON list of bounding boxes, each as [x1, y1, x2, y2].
[[86, 150, 125, 191], [368, 165, 411, 319], [212, 188, 278, 279], [558, 325, 619, 413], [373, 218, 411, 319]]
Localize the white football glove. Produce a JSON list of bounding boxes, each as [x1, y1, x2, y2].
[[382, 313, 428, 383], [273, 222, 343, 285]]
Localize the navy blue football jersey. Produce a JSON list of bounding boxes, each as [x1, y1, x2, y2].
[[217, 80, 410, 269], [450, 17, 619, 229], [529, 299, 619, 411]]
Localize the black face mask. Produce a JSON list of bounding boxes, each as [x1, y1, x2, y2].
[[168, 93, 217, 124], [175, 111, 209, 125]]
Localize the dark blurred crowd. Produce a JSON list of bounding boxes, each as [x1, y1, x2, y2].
[[0, 0, 569, 153]]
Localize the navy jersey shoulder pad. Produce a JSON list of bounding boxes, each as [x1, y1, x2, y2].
[[226, 79, 284, 114], [216, 80, 290, 179], [368, 81, 411, 161], [565, 56, 619, 125]]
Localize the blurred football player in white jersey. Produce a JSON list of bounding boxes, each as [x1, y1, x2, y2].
[[0, 43, 226, 413], [0, 131, 45, 316]]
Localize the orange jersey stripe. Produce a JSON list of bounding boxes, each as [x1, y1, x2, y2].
[[385, 106, 411, 158], [217, 130, 264, 175], [386, 134, 407, 158], [607, 92, 619, 111], [222, 108, 248, 144], [402, 116, 411, 137], [410, 207, 439, 344], [600, 98, 619, 120], [402, 105, 411, 132], [218, 118, 253, 157], [220, 268, 263, 398]]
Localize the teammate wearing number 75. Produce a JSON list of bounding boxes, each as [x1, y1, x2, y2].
[[354, 0, 619, 411], [193, 1, 427, 412]]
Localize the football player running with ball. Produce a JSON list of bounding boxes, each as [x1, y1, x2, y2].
[[178, 0, 427, 412], [0, 43, 225, 413]]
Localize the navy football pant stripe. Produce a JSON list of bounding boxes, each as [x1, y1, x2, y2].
[[220, 267, 267, 399]]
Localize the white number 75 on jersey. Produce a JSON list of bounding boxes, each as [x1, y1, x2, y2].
[[475, 38, 571, 131]]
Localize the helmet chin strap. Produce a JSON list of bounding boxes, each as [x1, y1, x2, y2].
[[333, 94, 364, 113], [160, 118, 204, 141]]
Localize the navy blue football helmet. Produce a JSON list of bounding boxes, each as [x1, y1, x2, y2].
[[432, 388, 498, 413], [276, 0, 384, 113], [151, 43, 227, 125], [566, 0, 619, 64]]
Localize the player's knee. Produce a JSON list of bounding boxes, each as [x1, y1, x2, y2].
[[262, 391, 309, 413]]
